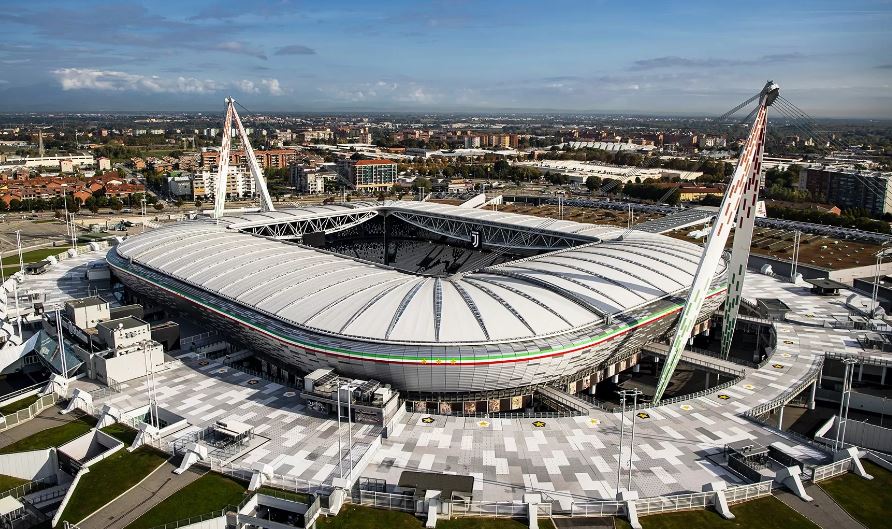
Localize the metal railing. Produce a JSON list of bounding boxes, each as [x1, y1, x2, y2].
[[634, 491, 712, 515], [357, 490, 415, 513], [745, 359, 824, 417], [724, 481, 773, 503], [812, 458, 853, 482], [0, 392, 58, 433], [569, 500, 625, 517], [452, 500, 534, 517], [0, 475, 56, 501], [141, 505, 236, 529], [0, 383, 44, 408]]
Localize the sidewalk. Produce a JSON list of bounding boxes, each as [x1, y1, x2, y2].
[[776, 485, 866, 529], [76, 459, 204, 529], [0, 405, 83, 449]]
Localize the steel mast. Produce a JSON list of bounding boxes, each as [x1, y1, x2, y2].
[[653, 81, 779, 403]]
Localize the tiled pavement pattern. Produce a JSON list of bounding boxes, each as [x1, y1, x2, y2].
[[20, 250, 113, 305], [96, 359, 382, 485], [89, 272, 874, 507], [363, 274, 870, 507]]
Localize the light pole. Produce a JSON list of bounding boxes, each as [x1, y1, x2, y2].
[[347, 383, 353, 481], [790, 230, 801, 281], [15, 230, 23, 277], [54, 307, 67, 380], [835, 357, 858, 451], [871, 247, 892, 316], [626, 389, 642, 492], [617, 388, 641, 492], [12, 280, 21, 340], [336, 382, 343, 479], [615, 392, 627, 495]]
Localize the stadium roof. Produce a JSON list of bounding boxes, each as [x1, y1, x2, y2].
[[114, 202, 718, 346]]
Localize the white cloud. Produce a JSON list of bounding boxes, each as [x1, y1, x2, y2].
[[53, 68, 220, 93], [235, 79, 258, 93], [52, 68, 286, 96], [261, 79, 284, 96], [327, 80, 436, 104]]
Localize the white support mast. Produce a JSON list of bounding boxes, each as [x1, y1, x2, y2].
[[213, 97, 275, 219], [653, 81, 779, 403]]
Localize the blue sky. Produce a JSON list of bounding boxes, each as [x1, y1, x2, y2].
[[0, 0, 890, 116]]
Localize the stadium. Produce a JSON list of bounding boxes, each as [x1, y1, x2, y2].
[[107, 201, 726, 411]]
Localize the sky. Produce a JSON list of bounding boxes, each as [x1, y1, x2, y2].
[[0, 0, 890, 117]]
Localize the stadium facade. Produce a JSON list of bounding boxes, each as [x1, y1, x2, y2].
[[108, 201, 725, 410]]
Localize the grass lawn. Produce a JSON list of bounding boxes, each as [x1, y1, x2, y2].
[[615, 496, 819, 529], [0, 248, 66, 268], [0, 415, 97, 454], [124, 472, 247, 529], [256, 485, 309, 504], [100, 423, 138, 445], [0, 474, 28, 493], [820, 460, 891, 529], [315, 505, 555, 529], [57, 446, 167, 526], [0, 394, 40, 416]]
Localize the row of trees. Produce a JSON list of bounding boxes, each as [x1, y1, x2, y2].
[[0, 192, 159, 214], [765, 205, 891, 234]]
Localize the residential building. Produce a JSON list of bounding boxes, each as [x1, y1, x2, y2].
[[200, 148, 298, 170], [336, 159, 397, 193], [97, 157, 112, 171], [798, 165, 892, 215], [291, 164, 339, 193], [167, 173, 194, 197], [193, 167, 255, 199]]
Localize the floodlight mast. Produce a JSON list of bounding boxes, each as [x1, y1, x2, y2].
[[212, 97, 275, 219], [652, 81, 779, 404]]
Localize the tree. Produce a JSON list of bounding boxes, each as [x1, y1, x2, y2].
[[154, 202, 165, 211], [109, 198, 124, 211], [412, 177, 432, 191], [585, 176, 602, 192], [195, 200, 203, 209]]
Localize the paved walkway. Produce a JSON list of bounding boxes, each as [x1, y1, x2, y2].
[[77, 459, 204, 529], [0, 405, 83, 450], [776, 485, 866, 529]]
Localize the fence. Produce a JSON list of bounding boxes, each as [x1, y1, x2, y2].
[[0, 392, 58, 433], [812, 458, 852, 482], [634, 491, 712, 516], [0, 475, 56, 501], [568, 500, 625, 517], [357, 490, 415, 513], [141, 506, 235, 529], [452, 500, 534, 518], [0, 382, 44, 409], [724, 481, 773, 503]]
